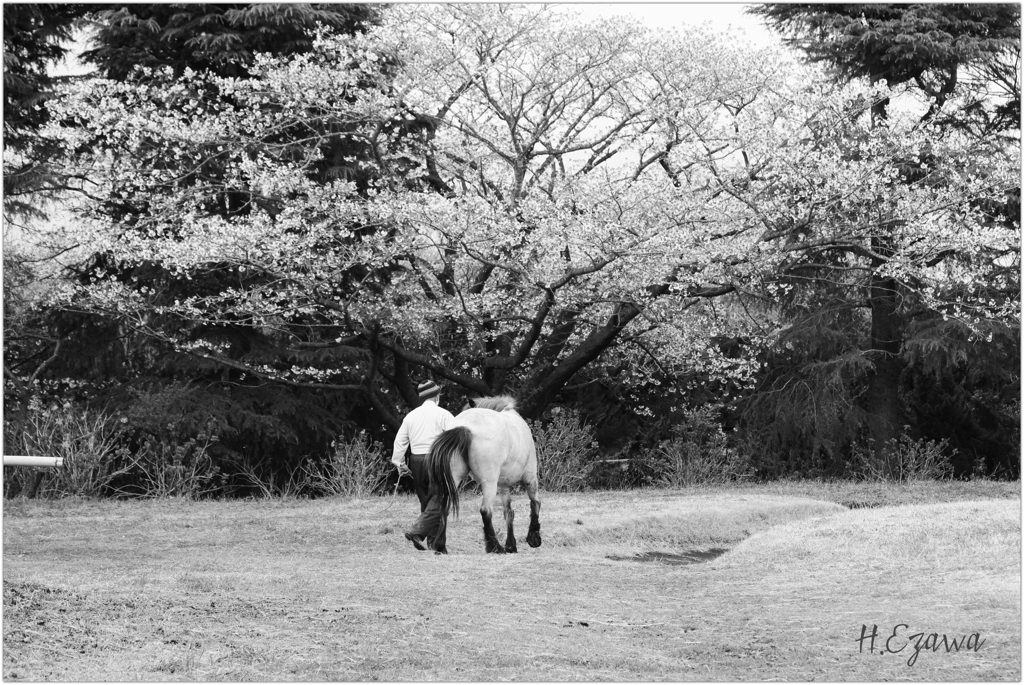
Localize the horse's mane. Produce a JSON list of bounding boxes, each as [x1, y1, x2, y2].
[[472, 395, 518, 412]]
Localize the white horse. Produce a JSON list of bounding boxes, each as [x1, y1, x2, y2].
[[426, 395, 541, 554]]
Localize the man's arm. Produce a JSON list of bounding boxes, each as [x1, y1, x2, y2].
[[391, 417, 410, 466]]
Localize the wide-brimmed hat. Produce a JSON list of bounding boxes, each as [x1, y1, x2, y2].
[[417, 381, 441, 398]]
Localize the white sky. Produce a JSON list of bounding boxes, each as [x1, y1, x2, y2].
[[557, 2, 775, 44]]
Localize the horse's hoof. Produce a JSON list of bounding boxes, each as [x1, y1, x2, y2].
[[504, 540, 518, 554], [433, 547, 448, 555], [405, 532, 429, 551], [526, 531, 541, 548]]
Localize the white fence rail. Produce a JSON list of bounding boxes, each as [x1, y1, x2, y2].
[[3, 456, 64, 468]]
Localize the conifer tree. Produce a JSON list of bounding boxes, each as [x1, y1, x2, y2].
[[746, 3, 1020, 475], [3, 4, 90, 221], [750, 4, 1020, 128], [81, 4, 379, 81]]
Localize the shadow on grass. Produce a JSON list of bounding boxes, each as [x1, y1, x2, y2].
[[606, 548, 728, 565]]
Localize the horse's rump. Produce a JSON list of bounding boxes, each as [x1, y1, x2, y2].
[[456, 406, 535, 485]]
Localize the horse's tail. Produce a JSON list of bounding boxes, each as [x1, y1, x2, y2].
[[428, 426, 472, 520]]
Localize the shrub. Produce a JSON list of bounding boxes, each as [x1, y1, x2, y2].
[[233, 455, 308, 499], [529, 408, 597, 492], [855, 433, 955, 483], [302, 433, 391, 498], [6, 402, 135, 499], [651, 405, 750, 487], [133, 434, 222, 499], [108, 381, 353, 491]]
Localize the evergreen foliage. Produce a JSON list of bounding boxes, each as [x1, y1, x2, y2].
[[3, 4, 87, 148], [2, 3, 90, 220], [81, 4, 380, 80], [751, 4, 1018, 83], [750, 3, 1021, 129]]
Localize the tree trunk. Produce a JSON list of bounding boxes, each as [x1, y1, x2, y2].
[[865, 236, 904, 475], [25, 471, 46, 499], [864, 78, 903, 477], [519, 300, 647, 418]]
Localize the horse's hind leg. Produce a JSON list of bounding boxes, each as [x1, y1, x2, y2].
[[479, 480, 504, 554], [501, 489, 517, 553], [525, 476, 542, 548]]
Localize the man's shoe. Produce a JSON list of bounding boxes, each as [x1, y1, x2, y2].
[[404, 532, 428, 550]]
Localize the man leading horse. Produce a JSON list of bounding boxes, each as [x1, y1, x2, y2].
[[393, 384, 542, 555], [390, 380, 454, 551]]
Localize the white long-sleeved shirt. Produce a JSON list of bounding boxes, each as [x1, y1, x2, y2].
[[391, 399, 455, 465]]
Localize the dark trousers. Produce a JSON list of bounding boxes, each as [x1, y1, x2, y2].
[[406, 453, 446, 548], [407, 453, 430, 512]]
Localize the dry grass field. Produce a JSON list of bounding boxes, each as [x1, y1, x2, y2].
[[3, 480, 1020, 681]]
